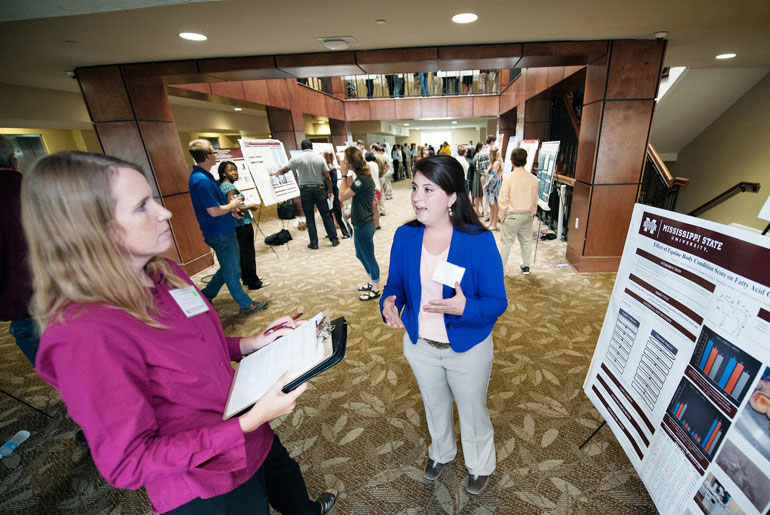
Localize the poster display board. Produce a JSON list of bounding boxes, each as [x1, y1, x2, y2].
[[502, 136, 518, 177], [238, 139, 299, 206], [312, 142, 340, 168], [535, 141, 559, 210], [518, 139, 540, 175], [212, 148, 260, 206], [584, 204, 770, 515]]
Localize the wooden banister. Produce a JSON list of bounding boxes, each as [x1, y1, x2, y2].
[[688, 182, 761, 217], [554, 173, 576, 187], [562, 95, 581, 137]]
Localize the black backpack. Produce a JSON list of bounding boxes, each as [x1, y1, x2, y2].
[[264, 229, 293, 246], [277, 201, 296, 220]]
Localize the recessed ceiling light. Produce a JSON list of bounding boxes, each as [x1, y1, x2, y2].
[[451, 13, 478, 24], [716, 53, 736, 60], [452, 121, 458, 124], [317, 120, 326, 124], [179, 32, 207, 41], [233, 107, 242, 111], [375, 19, 387, 25], [404, 123, 410, 126]]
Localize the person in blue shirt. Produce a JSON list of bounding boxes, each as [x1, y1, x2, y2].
[[188, 139, 267, 314], [380, 155, 507, 496]]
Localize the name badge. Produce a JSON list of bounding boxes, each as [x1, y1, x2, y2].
[[433, 260, 466, 288], [169, 286, 210, 317]]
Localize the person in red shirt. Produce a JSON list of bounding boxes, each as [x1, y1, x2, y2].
[[23, 151, 336, 514]]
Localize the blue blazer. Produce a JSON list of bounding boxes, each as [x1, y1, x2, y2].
[[380, 223, 507, 352]]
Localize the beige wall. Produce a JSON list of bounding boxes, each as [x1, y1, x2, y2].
[[670, 72, 770, 231], [0, 127, 101, 154]]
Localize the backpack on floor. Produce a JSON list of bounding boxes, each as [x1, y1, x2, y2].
[[264, 229, 292, 246], [277, 201, 296, 220]]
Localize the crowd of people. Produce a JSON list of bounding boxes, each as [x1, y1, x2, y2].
[[1, 131, 541, 513]]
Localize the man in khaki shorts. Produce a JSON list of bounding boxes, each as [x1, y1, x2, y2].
[[497, 147, 538, 275]]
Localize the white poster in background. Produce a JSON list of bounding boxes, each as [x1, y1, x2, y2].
[[238, 139, 300, 206], [502, 136, 518, 177], [584, 204, 770, 515], [536, 141, 560, 210], [312, 142, 340, 168], [212, 148, 261, 206], [518, 139, 540, 174], [759, 195, 770, 221]]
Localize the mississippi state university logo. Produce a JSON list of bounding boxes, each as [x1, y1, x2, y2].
[[642, 217, 658, 235]]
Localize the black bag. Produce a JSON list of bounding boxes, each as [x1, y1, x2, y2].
[[277, 201, 296, 220], [264, 229, 293, 246]]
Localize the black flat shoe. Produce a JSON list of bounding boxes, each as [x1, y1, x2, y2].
[[316, 489, 337, 514]]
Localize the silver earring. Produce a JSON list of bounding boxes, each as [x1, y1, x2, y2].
[[448, 206, 453, 216]]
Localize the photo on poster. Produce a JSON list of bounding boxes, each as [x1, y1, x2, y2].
[[716, 438, 770, 512], [667, 377, 731, 461], [689, 326, 762, 408], [734, 367, 770, 463], [694, 473, 745, 515]]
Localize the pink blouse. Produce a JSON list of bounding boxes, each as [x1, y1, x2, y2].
[[36, 261, 273, 513], [418, 245, 450, 343]]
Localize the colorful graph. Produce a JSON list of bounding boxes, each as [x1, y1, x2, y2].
[[668, 378, 731, 460], [690, 326, 761, 406]]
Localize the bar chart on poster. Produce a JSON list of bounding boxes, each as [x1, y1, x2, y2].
[[584, 204, 770, 515]]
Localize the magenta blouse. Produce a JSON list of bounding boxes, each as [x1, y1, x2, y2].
[[36, 261, 273, 513]]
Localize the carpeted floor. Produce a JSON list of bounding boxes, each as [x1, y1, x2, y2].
[[0, 179, 657, 514]]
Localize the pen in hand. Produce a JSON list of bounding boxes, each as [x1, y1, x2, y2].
[[263, 312, 303, 336]]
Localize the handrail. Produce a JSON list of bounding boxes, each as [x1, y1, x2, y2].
[[647, 143, 689, 188], [562, 95, 581, 136], [554, 173, 576, 187], [688, 182, 761, 217]]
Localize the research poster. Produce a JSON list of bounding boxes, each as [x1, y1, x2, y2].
[[584, 204, 770, 515], [238, 139, 300, 206], [535, 141, 559, 210], [519, 139, 540, 174], [212, 148, 260, 206], [502, 136, 518, 177]]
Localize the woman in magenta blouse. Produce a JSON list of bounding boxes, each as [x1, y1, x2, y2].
[[380, 156, 507, 496], [22, 152, 336, 514]]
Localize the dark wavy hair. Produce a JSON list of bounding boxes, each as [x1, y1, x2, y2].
[[407, 155, 487, 234], [216, 160, 236, 185]]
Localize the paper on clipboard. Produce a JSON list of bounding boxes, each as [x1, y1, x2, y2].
[[223, 312, 332, 420]]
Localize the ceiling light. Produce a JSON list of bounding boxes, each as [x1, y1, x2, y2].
[[404, 123, 410, 126], [375, 19, 387, 25], [452, 121, 458, 124], [233, 107, 242, 111], [320, 38, 349, 51], [179, 32, 207, 41], [317, 120, 326, 124], [452, 13, 478, 24], [716, 53, 736, 60]]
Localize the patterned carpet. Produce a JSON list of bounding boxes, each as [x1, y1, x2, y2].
[[0, 179, 657, 514]]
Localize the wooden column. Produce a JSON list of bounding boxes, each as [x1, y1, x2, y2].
[[77, 65, 213, 275], [498, 108, 518, 158], [266, 106, 304, 152], [567, 40, 666, 272], [329, 119, 350, 148], [523, 98, 550, 140]]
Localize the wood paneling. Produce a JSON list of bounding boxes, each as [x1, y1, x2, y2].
[[210, 81, 246, 101], [265, 106, 293, 132], [566, 250, 621, 273], [198, 56, 290, 81], [583, 184, 639, 256], [396, 98, 422, 119], [606, 40, 665, 100], [175, 83, 212, 95], [438, 44, 522, 70], [547, 66, 565, 87], [276, 52, 363, 78], [124, 74, 173, 121], [519, 41, 608, 67], [420, 97, 447, 118], [162, 193, 210, 263], [138, 121, 191, 197], [523, 122, 549, 141], [357, 47, 439, 74], [525, 68, 549, 98], [344, 101, 371, 121], [583, 54, 609, 105], [243, 80, 271, 105], [574, 101, 602, 184], [180, 252, 215, 276], [94, 121, 157, 196], [295, 86, 326, 116], [524, 99, 550, 122], [472, 95, 498, 117], [325, 95, 345, 120], [369, 99, 396, 120], [447, 97, 472, 118], [566, 181, 591, 257], [266, 79, 292, 109], [77, 66, 134, 122], [594, 100, 654, 184]]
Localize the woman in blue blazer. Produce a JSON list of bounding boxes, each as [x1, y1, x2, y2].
[[380, 155, 507, 495]]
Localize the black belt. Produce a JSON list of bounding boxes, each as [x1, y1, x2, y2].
[[299, 184, 323, 188], [423, 338, 451, 350]]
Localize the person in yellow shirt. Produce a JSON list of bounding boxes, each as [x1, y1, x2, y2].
[[438, 142, 451, 155], [497, 148, 539, 275]]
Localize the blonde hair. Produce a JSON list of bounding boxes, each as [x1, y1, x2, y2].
[[344, 147, 370, 176], [188, 138, 213, 164], [21, 151, 188, 330]]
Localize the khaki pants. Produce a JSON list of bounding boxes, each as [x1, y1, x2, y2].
[[403, 333, 496, 475], [500, 213, 533, 269]]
